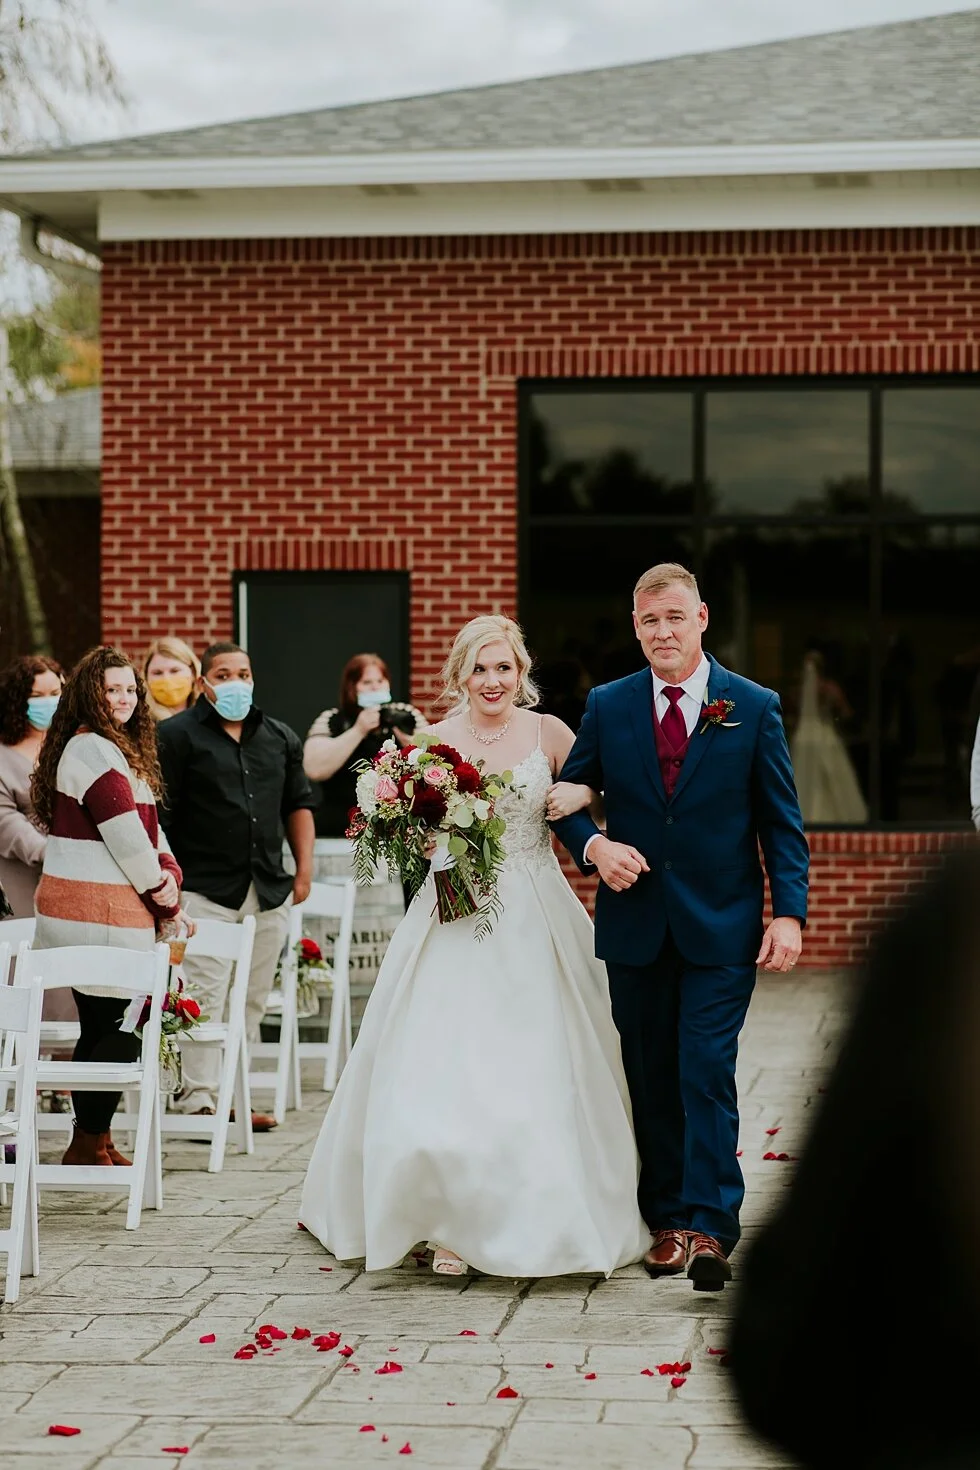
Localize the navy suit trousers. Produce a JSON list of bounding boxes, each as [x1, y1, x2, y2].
[[607, 931, 756, 1253]]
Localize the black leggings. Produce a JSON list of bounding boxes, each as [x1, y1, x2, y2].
[[71, 990, 142, 1134]]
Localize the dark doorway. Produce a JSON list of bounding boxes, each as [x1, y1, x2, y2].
[[234, 571, 410, 741]]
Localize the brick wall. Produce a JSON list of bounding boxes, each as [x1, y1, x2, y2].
[[100, 226, 980, 961]]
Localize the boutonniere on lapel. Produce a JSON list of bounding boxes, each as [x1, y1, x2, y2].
[[700, 696, 740, 736]]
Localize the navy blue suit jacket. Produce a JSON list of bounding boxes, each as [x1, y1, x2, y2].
[[552, 656, 809, 968]]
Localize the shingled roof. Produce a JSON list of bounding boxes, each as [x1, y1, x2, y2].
[[17, 11, 980, 162]]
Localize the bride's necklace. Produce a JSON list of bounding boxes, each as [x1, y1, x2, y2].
[[467, 714, 512, 746]]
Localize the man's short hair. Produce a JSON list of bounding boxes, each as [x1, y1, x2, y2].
[[633, 563, 701, 606], [200, 641, 248, 677]]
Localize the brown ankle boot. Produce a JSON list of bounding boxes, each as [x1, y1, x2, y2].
[[61, 1127, 112, 1167], [105, 1134, 132, 1166]]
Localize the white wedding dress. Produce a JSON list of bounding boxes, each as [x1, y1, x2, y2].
[[299, 726, 650, 1277]]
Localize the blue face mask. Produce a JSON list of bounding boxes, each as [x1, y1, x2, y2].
[[205, 678, 254, 722], [26, 695, 60, 731], [357, 687, 391, 709]]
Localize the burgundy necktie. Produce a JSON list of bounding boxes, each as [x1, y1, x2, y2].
[[661, 686, 687, 751]]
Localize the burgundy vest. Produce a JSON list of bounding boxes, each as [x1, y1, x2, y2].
[[653, 698, 692, 799]]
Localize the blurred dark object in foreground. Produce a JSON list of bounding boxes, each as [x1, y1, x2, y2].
[[730, 848, 980, 1470]]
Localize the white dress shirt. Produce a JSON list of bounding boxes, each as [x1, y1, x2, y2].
[[581, 655, 712, 865]]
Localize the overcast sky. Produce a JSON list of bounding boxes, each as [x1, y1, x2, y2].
[[79, 0, 974, 142]]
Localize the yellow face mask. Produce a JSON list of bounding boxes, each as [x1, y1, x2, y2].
[[148, 672, 194, 708]]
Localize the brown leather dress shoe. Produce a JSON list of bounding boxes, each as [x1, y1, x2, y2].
[[686, 1232, 732, 1291], [229, 1109, 278, 1132], [643, 1228, 689, 1277]]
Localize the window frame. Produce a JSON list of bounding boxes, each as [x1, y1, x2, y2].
[[518, 373, 980, 832]]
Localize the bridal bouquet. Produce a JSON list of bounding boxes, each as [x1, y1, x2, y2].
[[346, 733, 511, 937]]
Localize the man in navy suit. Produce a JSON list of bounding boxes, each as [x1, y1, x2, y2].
[[550, 563, 809, 1290]]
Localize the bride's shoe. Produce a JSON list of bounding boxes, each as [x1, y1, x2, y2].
[[432, 1247, 468, 1276]]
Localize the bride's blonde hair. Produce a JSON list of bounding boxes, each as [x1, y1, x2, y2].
[[439, 615, 539, 716]]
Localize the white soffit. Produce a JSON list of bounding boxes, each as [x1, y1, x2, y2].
[[97, 171, 980, 240]]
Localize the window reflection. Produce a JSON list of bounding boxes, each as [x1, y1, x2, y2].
[[704, 528, 871, 824], [881, 525, 980, 821], [706, 391, 869, 515], [882, 388, 980, 514], [526, 526, 695, 719], [528, 391, 693, 515]]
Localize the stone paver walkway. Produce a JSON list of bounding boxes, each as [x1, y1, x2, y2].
[[1, 971, 848, 1469]]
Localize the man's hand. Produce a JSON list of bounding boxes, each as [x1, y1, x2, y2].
[[591, 836, 650, 893], [292, 873, 312, 906], [756, 917, 802, 973]]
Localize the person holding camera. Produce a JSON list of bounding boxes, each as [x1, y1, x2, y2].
[[303, 653, 426, 838]]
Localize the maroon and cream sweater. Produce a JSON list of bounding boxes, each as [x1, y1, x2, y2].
[[34, 732, 180, 994]]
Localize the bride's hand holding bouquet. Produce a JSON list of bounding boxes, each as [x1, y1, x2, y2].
[[346, 733, 512, 937]]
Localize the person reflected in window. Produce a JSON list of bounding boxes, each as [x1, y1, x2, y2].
[[303, 654, 427, 838], [790, 650, 868, 825], [142, 637, 200, 722], [970, 713, 980, 831]]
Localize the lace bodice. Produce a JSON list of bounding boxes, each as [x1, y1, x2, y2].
[[494, 744, 561, 873]]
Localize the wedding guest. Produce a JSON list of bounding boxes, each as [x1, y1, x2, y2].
[[0, 654, 64, 919], [30, 646, 189, 1168], [729, 850, 980, 1470], [142, 636, 200, 722], [157, 642, 316, 1130], [0, 655, 77, 1045], [303, 653, 426, 838]]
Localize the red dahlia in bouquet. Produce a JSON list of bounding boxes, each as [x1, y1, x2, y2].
[[346, 733, 513, 937]]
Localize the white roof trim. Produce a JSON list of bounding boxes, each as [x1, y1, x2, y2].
[[2, 138, 980, 193]]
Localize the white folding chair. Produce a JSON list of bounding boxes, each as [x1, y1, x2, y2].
[[250, 879, 356, 1116], [0, 969, 43, 1303], [10, 941, 169, 1231], [2, 917, 79, 1148], [155, 914, 256, 1173]]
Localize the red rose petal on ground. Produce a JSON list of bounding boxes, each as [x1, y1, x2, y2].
[[48, 1426, 81, 1437], [381, 1435, 389, 1443], [446, 1402, 456, 1406], [640, 1368, 656, 1376], [544, 1363, 554, 1369], [359, 1425, 376, 1433], [313, 1332, 341, 1349], [338, 1345, 355, 1358], [291, 1328, 312, 1340], [762, 1152, 778, 1160], [161, 1449, 189, 1456], [707, 1347, 727, 1355], [199, 1333, 216, 1344], [736, 1150, 743, 1157], [765, 1127, 781, 1135], [458, 1330, 477, 1336], [375, 1360, 404, 1374], [267, 1328, 288, 1341], [670, 1376, 687, 1388], [496, 1386, 520, 1398], [318, 1266, 333, 1272], [399, 1446, 413, 1456], [679, 1362, 691, 1373], [257, 1324, 281, 1334], [584, 1372, 597, 1380], [297, 1222, 308, 1230]]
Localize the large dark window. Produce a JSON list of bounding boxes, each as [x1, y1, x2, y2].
[[521, 379, 980, 828]]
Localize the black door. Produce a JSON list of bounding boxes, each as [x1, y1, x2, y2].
[[234, 570, 411, 741]]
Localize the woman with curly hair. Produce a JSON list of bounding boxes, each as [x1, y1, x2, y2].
[[0, 654, 64, 920], [31, 645, 193, 1168]]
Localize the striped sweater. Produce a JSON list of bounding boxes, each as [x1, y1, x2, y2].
[[34, 732, 181, 995]]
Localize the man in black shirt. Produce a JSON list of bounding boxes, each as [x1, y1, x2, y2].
[[158, 642, 316, 1128]]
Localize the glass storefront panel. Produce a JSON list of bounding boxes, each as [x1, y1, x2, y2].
[[881, 524, 980, 822], [882, 387, 980, 514], [705, 390, 869, 515], [527, 390, 693, 516], [525, 525, 696, 728], [704, 527, 871, 825]]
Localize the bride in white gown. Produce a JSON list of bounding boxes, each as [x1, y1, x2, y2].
[[299, 615, 650, 1278]]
